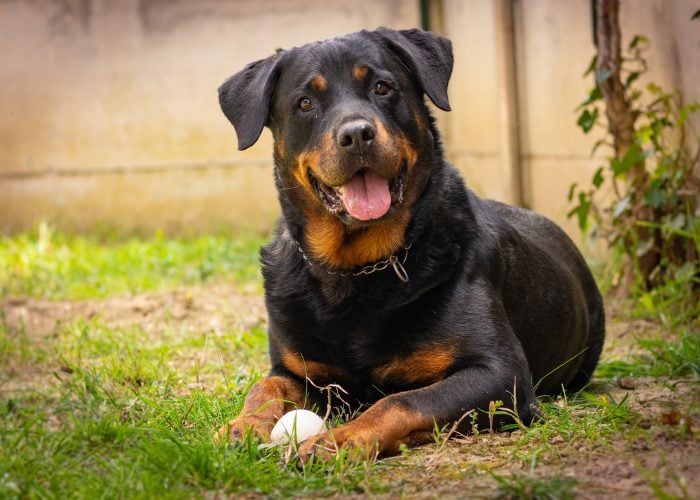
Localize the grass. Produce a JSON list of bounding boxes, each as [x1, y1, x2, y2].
[[597, 328, 700, 379], [1, 363, 373, 497], [0, 226, 384, 497], [594, 258, 699, 382], [490, 471, 579, 500], [1, 226, 698, 497], [0, 222, 265, 299], [1, 302, 375, 497]]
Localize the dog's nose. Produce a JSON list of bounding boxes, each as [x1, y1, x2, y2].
[[337, 119, 375, 154]]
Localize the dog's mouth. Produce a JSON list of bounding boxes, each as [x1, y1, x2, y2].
[[309, 165, 407, 223]]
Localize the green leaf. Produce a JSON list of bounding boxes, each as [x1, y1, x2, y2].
[[611, 143, 644, 176], [592, 167, 605, 188], [568, 193, 591, 232], [628, 35, 649, 50], [590, 139, 607, 156], [567, 182, 578, 202], [577, 108, 599, 133], [583, 86, 603, 105], [674, 262, 697, 282], [639, 293, 655, 312], [678, 102, 700, 127], [624, 72, 640, 88], [637, 124, 654, 144], [645, 188, 665, 209], [647, 82, 662, 95], [583, 55, 598, 76]]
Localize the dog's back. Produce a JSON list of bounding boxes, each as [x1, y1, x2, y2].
[[479, 197, 605, 394]]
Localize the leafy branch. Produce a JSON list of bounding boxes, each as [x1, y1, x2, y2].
[[568, 0, 700, 296]]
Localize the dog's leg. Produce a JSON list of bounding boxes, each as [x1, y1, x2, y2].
[[216, 375, 307, 442], [297, 368, 537, 460]]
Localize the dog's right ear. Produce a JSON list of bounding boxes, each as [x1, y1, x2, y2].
[[218, 54, 283, 150]]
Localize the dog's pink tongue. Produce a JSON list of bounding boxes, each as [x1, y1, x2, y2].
[[341, 169, 391, 221]]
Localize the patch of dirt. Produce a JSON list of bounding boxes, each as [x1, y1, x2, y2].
[[1, 286, 698, 498], [1, 284, 268, 394], [368, 410, 698, 498], [2, 284, 266, 340], [366, 315, 700, 499]]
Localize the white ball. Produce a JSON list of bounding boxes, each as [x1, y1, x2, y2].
[[270, 409, 325, 444]]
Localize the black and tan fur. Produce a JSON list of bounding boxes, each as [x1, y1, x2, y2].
[[215, 28, 605, 460]]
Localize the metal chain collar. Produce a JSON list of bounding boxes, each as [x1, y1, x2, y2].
[[295, 241, 412, 283]]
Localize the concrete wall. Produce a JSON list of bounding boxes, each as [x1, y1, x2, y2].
[[521, 0, 700, 236], [442, 0, 700, 237], [0, 0, 419, 234], [1, 0, 698, 238]]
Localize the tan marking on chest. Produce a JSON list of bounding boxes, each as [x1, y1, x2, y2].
[[305, 212, 410, 268]]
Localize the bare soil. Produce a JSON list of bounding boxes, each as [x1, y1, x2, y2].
[[2, 286, 698, 498], [2, 285, 267, 393]]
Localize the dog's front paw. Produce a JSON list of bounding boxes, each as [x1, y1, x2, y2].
[[297, 431, 339, 462], [297, 424, 380, 463], [215, 415, 274, 443]]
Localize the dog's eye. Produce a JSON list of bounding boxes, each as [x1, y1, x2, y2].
[[374, 81, 391, 96], [298, 97, 313, 112]]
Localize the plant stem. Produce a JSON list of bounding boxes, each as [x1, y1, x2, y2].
[[595, 0, 658, 289]]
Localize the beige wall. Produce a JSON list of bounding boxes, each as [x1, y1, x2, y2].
[[441, 0, 503, 201], [521, 0, 700, 237], [0, 0, 419, 233], [443, 0, 699, 239], [1, 0, 698, 239]]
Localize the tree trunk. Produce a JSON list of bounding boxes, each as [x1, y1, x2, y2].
[[595, 0, 658, 291]]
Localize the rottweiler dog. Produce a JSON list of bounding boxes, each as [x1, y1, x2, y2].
[[216, 27, 604, 459]]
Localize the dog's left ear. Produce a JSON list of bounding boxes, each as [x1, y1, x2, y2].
[[374, 28, 453, 111], [218, 53, 284, 150]]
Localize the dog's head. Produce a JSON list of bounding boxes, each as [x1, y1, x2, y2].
[[219, 28, 453, 268]]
